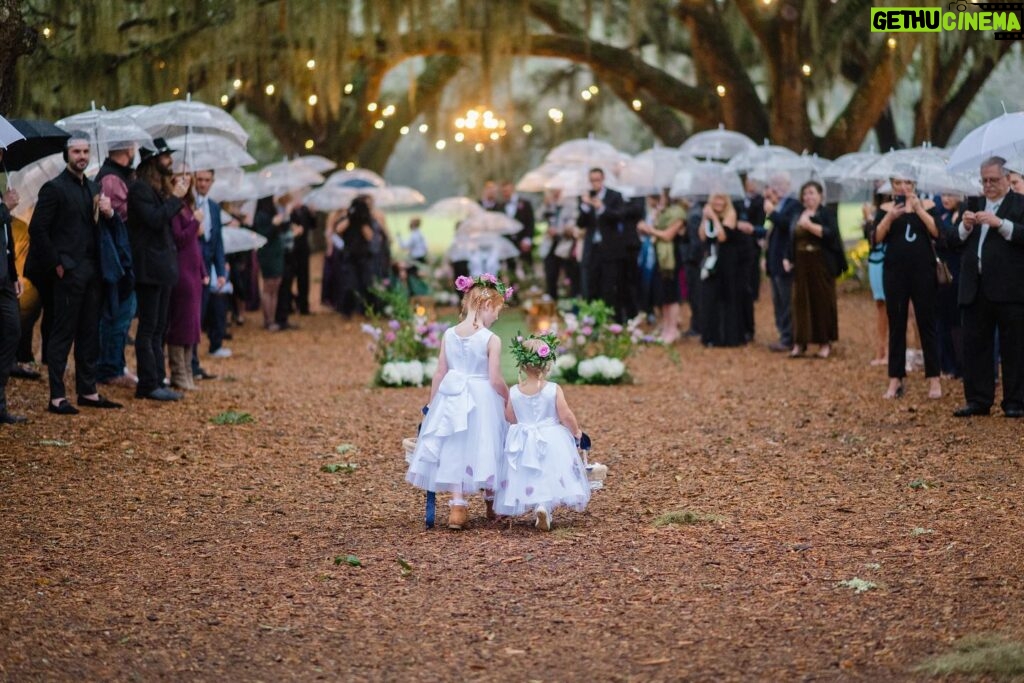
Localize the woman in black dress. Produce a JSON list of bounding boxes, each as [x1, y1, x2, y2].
[[788, 181, 839, 359], [873, 176, 941, 400], [698, 193, 744, 347]]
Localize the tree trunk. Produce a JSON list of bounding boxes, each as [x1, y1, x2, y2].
[[0, 1, 36, 114]]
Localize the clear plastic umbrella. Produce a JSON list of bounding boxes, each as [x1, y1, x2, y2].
[[448, 232, 519, 275], [257, 159, 325, 195], [619, 148, 694, 195], [865, 146, 980, 195], [427, 196, 485, 220], [821, 150, 883, 201], [56, 104, 154, 161], [304, 185, 359, 212], [516, 161, 567, 193], [455, 211, 522, 236], [325, 168, 386, 188], [166, 133, 256, 172], [947, 111, 1024, 173], [6, 152, 66, 221], [679, 125, 757, 161], [543, 165, 631, 197], [221, 226, 268, 254], [292, 155, 337, 174], [544, 136, 625, 172], [133, 97, 249, 147], [363, 185, 426, 208], [209, 172, 267, 203], [669, 160, 745, 199]]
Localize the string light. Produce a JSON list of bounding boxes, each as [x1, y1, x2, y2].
[[265, 84, 276, 95], [307, 94, 318, 106], [716, 84, 727, 97], [306, 59, 316, 70], [367, 102, 378, 112], [801, 64, 812, 77], [400, 126, 410, 135], [631, 99, 643, 111], [435, 140, 446, 150], [382, 104, 396, 117], [172, 87, 181, 96], [588, 85, 599, 95], [220, 94, 229, 106], [548, 108, 564, 124], [304, 139, 314, 150], [345, 161, 355, 170], [418, 124, 429, 133], [42, 27, 52, 38], [343, 83, 354, 94], [454, 132, 465, 142], [232, 78, 242, 89], [373, 120, 385, 129], [157, 60, 166, 70], [474, 143, 485, 153], [887, 37, 897, 49], [522, 124, 533, 134], [581, 90, 593, 101]]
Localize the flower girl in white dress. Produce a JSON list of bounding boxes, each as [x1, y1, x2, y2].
[[406, 274, 512, 530], [495, 335, 591, 531]]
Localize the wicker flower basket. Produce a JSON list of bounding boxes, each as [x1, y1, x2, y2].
[[402, 437, 418, 464]]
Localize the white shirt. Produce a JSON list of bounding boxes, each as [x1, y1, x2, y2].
[[400, 230, 428, 260], [959, 196, 1013, 274]]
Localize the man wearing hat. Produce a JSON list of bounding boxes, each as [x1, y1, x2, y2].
[[95, 141, 138, 389], [127, 137, 189, 401], [0, 144, 27, 425], [26, 131, 123, 413]]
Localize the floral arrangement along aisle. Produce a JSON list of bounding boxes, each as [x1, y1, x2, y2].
[[553, 299, 643, 385], [362, 290, 449, 387]]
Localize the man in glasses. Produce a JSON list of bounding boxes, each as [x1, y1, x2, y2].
[[948, 156, 1024, 418]]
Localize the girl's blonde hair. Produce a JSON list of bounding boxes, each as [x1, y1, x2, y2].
[[460, 285, 505, 327]]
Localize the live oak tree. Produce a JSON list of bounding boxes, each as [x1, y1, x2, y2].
[[9, 0, 1014, 172]]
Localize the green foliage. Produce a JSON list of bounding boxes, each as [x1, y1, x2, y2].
[[397, 557, 413, 576], [210, 411, 254, 425], [335, 555, 361, 567], [837, 578, 877, 593], [321, 463, 359, 474], [335, 444, 357, 455], [653, 510, 719, 527], [915, 634, 1024, 678]]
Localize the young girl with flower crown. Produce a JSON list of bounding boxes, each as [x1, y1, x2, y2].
[[493, 335, 591, 531], [405, 274, 514, 529]]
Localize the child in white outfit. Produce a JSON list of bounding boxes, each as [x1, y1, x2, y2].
[[494, 335, 591, 531], [406, 274, 513, 529]]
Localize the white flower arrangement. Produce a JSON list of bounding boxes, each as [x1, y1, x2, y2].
[[577, 355, 625, 381], [554, 353, 578, 372], [379, 360, 432, 387]]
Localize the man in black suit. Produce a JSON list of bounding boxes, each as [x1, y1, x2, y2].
[[948, 156, 1024, 417], [577, 167, 628, 320], [0, 155, 27, 425], [25, 132, 122, 414], [500, 180, 536, 274], [763, 173, 802, 352], [735, 177, 766, 342]]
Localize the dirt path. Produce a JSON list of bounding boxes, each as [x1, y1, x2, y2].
[[2, 287, 1022, 681]]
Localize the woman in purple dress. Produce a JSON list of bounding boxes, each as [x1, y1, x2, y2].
[[166, 174, 207, 391]]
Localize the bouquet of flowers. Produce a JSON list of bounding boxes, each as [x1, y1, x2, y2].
[[553, 299, 643, 385], [362, 289, 448, 387]]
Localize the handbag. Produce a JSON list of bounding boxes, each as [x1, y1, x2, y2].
[[930, 240, 953, 287]]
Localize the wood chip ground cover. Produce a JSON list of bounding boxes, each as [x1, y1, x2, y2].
[[2, 284, 1022, 680]]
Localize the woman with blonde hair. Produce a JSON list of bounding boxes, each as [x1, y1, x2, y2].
[[699, 193, 744, 347]]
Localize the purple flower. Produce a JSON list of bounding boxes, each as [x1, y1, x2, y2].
[[388, 319, 401, 330], [454, 275, 474, 292], [481, 272, 498, 284], [581, 325, 593, 336], [608, 323, 623, 334], [504, 286, 515, 301], [537, 344, 551, 358]]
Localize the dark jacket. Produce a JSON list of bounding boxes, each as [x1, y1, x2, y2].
[[127, 178, 183, 287], [766, 195, 802, 277], [1, 205, 17, 286], [198, 196, 227, 280], [946, 190, 1024, 306], [26, 168, 103, 282], [787, 205, 846, 277], [577, 187, 626, 259]]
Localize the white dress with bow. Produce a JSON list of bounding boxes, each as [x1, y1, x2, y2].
[[494, 382, 591, 516], [406, 327, 507, 494]]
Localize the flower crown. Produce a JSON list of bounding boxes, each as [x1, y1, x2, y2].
[[454, 273, 514, 301], [510, 332, 559, 369]]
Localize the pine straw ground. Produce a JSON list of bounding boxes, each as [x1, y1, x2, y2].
[[2, 280, 1023, 682]]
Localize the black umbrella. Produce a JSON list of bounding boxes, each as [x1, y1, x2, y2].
[[2, 119, 70, 171]]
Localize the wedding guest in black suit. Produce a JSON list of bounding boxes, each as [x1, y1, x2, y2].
[[127, 138, 190, 402], [764, 173, 802, 352], [735, 177, 766, 342], [0, 168, 26, 425], [26, 132, 122, 413], [947, 157, 1024, 417], [577, 168, 628, 321], [501, 180, 536, 273]]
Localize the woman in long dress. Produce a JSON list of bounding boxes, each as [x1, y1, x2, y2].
[[789, 181, 839, 359]]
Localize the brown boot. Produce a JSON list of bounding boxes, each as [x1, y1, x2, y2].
[[448, 505, 468, 530], [168, 346, 194, 390]]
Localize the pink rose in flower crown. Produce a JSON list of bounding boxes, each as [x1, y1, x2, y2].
[[454, 275, 474, 292], [537, 344, 551, 358], [608, 323, 623, 334], [504, 286, 515, 301], [481, 272, 498, 284]]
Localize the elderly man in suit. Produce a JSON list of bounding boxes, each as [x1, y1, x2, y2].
[[25, 131, 123, 414], [947, 156, 1024, 417], [763, 172, 802, 352]]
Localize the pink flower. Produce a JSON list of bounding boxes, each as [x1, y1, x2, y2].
[[537, 344, 550, 358], [581, 325, 593, 336], [504, 286, 515, 301], [384, 331, 396, 343], [454, 275, 474, 292], [608, 323, 623, 334], [481, 272, 498, 284]]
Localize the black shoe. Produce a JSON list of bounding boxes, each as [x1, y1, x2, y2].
[[139, 387, 182, 401], [10, 364, 41, 380], [223, 332, 234, 341], [0, 412, 28, 424], [194, 369, 217, 380], [953, 403, 990, 417], [48, 399, 80, 415], [77, 395, 123, 409], [1003, 406, 1024, 418]]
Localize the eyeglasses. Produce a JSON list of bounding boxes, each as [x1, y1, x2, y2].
[[980, 176, 1005, 185]]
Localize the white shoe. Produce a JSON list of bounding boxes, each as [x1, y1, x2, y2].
[[210, 347, 233, 358], [534, 505, 551, 531]]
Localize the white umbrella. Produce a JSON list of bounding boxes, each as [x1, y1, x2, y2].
[[516, 162, 567, 193], [363, 185, 426, 208], [619, 148, 694, 194], [257, 159, 325, 195], [0, 113, 26, 150], [669, 160, 744, 199], [304, 185, 359, 212], [56, 105, 154, 161], [167, 133, 256, 172], [209, 172, 266, 203], [448, 232, 519, 275], [292, 155, 337, 174], [134, 97, 249, 147], [947, 112, 1024, 173], [679, 125, 757, 161], [6, 152, 65, 222], [545, 136, 625, 171], [221, 226, 268, 254], [865, 146, 980, 195], [821, 150, 883, 201], [726, 143, 801, 177], [456, 211, 522, 236], [543, 165, 631, 197], [427, 196, 485, 220], [325, 167, 386, 189]]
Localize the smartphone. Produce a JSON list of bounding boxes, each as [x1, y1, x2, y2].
[[894, 195, 906, 206]]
